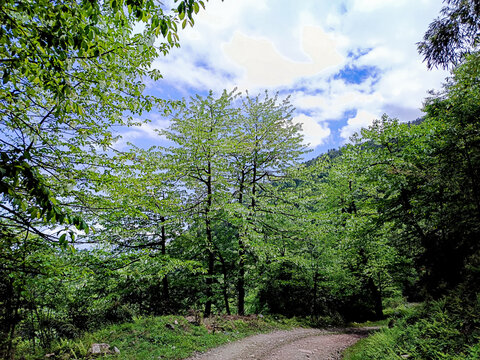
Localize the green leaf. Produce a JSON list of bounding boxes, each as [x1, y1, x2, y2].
[[59, 233, 67, 248]]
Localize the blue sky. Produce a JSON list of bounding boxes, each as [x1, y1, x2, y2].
[[118, 0, 448, 159]]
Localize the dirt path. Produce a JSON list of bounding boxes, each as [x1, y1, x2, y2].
[[186, 327, 376, 360]]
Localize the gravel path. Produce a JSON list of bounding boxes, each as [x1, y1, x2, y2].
[[186, 327, 376, 360]]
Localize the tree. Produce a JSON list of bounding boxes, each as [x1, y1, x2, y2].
[[1, 2, 208, 356], [418, 0, 480, 69], [229, 92, 307, 315], [0, 0, 207, 241], [162, 90, 237, 317], [418, 52, 480, 294], [81, 146, 188, 313]]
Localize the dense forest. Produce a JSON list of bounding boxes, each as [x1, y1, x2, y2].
[[1, 0, 480, 359]]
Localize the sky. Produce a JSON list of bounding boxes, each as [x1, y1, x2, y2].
[[120, 0, 449, 159]]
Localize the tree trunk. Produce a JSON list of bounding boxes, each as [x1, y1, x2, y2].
[[251, 157, 257, 211], [204, 160, 214, 317], [204, 247, 214, 317], [219, 254, 231, 315], [312, 270, 319, 318], [368, 277, 384, 320], [237, 172, 246, 316], [160, 216, 169, 305], [3, 289, 19, 360], [237, 240, 245, 315]]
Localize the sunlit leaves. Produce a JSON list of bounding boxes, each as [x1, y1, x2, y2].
[[0, 0, 207, 248]]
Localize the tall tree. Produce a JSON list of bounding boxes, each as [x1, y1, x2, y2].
[[162, 90, 237, 317], [1, 2, 208, 356], [228, 92, 307, 315], [83, 146, 187, 313]]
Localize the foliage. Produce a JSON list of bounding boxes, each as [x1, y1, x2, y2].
[[0, 1, 207, 357], [17, 315, 307, 360], [418, 0, 480, 69], [344, 52, 480, 359], [3, 2, 480, 359], [344, 295, 480, 360], [0, 0, 205, 237]]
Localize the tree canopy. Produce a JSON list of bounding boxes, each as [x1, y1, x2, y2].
[[0, 0, 207, 241], [418, 0, 480, 69]]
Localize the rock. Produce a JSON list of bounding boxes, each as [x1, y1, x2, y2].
[[89, 343, 111, 355], [186, 316, 200, 325], [113, 346, 120, 354], [165, 323, 175, 330], [299, 349, 313, 354], [174, 320, 179, 325], [45, 353, 55, 358]]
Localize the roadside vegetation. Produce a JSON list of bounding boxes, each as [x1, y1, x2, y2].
[[15, 315, 310, 360], [344, 295, 480, 359]]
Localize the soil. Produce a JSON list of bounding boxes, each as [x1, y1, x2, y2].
[[185, 327, 377, 360]]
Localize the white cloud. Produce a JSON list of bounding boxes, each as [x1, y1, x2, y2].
[[293, 113, 331, 148], [137, 0, 451, 154], [114, 116, 169, 150], [151, 55, 235, 94], [340, 110, 379, 140], [193, 0, 269, 31], [291, 80, 384, 122], [222, 26, 343, 88], [352, 0, 408, 13]]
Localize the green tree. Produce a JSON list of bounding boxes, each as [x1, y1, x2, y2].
[[418, 0, 480, 69], [0, 0, 207, 239], [1, 1, 208, 356], [82, 146, 187, 313], [343, 81, 480, 298], [229, 92, 307, 315], [418, 52, 480, 294], [162, 90, 238, 317]]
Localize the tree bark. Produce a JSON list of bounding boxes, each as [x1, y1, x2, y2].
[[204, 160, 214, 317], [368, 277, 384, 320], [219, 254, 231, 315], [160, 216, 169, 305], [237, 171, 246, 316], [237, 240, 245, 315], [312, 270, 319, 318]]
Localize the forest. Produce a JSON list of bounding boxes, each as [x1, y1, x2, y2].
[[1, 0, 480, 359]]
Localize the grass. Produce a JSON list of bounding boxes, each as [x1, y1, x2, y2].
[[347, 319, 389, 328], [342, 299, 480, 360], [25, 315, 310, 360], [342, 328, 405, 360]]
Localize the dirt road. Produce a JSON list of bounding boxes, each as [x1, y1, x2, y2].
[[186, 327, 375, 360]]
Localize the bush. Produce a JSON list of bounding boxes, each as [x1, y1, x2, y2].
[[344, 295, 480, 360]]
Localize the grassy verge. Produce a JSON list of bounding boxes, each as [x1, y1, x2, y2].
[[19, 315, 310, 360], [343, 299, 480, 360]]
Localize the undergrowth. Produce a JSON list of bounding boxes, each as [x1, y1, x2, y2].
[[16, 314, 310, 360], [343, 294, 480, 360]]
